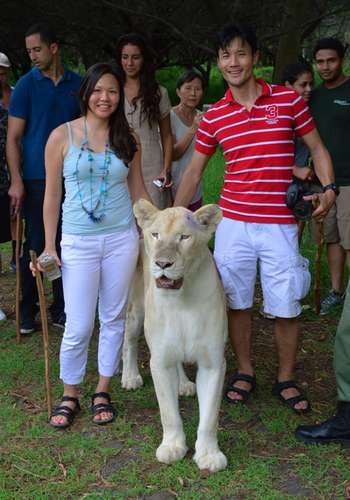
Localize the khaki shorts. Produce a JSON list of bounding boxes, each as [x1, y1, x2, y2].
[[310, 185, 350, 250]]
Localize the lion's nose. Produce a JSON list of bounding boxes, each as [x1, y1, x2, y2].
[[155, 260, 173, 270]]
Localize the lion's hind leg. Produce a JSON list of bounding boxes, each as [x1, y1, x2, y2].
[[121, 264, 145, 390], [177, 363, 196, 396]]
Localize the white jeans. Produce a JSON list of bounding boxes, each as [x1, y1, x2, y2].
[[60, 226, 139, 384], [214, 218, 310, 318]]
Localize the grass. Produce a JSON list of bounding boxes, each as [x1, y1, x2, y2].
[[0, 152, 348, 499]]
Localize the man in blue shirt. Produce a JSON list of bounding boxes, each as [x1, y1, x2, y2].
[[7, 23, 81, 334]]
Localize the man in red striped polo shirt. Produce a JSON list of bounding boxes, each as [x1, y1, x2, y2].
[[174, 23, 337, 414]]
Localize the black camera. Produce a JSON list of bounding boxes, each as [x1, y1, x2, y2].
[[285, 177, 313, 221]]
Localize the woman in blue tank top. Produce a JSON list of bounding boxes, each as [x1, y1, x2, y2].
[[36, 63, 150, 429]]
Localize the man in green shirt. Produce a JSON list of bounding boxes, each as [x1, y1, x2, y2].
[[310, 38, 350, 315], [296, 38, 350, 445]]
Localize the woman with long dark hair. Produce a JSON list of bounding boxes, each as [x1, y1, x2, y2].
[[116, 33, 172, 208], [35, 62, 150, 429]]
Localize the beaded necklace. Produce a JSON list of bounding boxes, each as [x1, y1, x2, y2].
[[73, 119, 111, 223]]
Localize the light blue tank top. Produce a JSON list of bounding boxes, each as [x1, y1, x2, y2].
[[62, 122, 134, 235]]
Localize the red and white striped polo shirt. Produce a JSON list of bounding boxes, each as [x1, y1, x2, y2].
[[196, 79, 315, 223]]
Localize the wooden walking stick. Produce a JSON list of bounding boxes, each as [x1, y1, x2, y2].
[[29, 250, 52, 418], [15, 212, 21, 344], [314, 219, 324, 315]]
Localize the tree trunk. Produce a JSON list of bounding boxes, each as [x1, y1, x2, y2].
[[273, 0, 313, 84]]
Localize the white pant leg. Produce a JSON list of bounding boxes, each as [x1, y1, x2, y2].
[[60, 234, 101, 385], [98, 226, 139, 377]]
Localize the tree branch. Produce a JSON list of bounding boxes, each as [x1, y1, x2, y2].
[[99, 0, 215, 55]]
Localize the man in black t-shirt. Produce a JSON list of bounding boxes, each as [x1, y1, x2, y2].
[[309, 38, 350, 315]]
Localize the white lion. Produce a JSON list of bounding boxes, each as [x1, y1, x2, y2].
[[122, 200, 228, 472]]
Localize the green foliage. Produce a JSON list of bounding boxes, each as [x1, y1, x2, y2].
[[254, 65, 274, 82]]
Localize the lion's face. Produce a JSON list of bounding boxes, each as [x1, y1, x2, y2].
[[134, 200, 222, 290]]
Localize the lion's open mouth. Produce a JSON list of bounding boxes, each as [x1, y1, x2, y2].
[[156, 276, 183, 289]]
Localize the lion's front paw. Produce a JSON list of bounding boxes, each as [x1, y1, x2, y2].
[[121, 373, 143, 390], [156, 443, 188, 464], [193, 450, 227, 472], [179, 380, 196, 397]]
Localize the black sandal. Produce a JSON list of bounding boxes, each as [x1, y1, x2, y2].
[[49, 396, 81, 429], [272, 380, 311, 415], [225, 373, 256, 404], [91, 392, 116, 425]]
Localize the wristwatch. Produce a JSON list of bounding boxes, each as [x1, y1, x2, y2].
[[322, 183, 339, 196]]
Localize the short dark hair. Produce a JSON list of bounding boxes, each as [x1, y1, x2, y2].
[[214, 23, 258, 56], [25, 23, 58, 46], [313, 38, 346, 59], [176, 69, 205, 90], [281, 62, 313, 85], [79, 62, 137, 163]]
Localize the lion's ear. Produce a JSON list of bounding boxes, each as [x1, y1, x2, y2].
[[193, 204, 222, 234], [133, 199, 159, 229]]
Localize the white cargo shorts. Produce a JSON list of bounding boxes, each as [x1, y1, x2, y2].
[[214, 218, 310, 318]]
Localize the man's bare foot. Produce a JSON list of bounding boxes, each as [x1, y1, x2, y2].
[[280, 387, 309, 411], [273, 380, 310, 414]]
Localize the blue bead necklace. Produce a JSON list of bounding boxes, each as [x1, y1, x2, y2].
[[73, 119, 111, 223]]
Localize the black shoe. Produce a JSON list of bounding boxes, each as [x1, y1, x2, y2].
[[20, 317, 36, 335], [295, 402, 350, 445], [52, 312, 66, 330]]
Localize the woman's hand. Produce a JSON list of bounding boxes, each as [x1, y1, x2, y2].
[[190, 111, 203, 134], [156, 168, 173, 190], [29, 249, 61, 276]]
